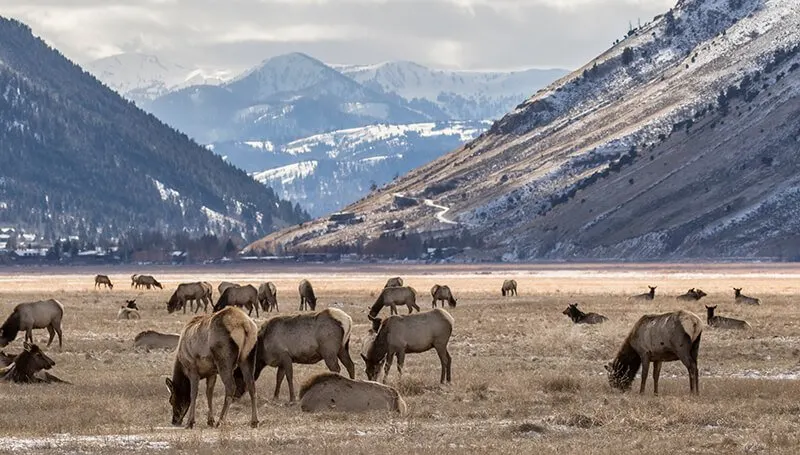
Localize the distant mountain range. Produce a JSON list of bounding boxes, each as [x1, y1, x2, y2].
[[85, 52, 568, 216], [248, 0, 800, 260], [0, 17, 307, 242]]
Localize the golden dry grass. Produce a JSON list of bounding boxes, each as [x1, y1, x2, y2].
[[0, 264, 800, 454]]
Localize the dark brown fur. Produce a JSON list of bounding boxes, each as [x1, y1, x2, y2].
[[94, 275, 113, 290], [430, 284, 457, 308], [213, 284, 259, 317], [501, 279, 517, 296], [369, 286, 420, 318], [561, 303, 607, 324], [298, 279, 317, 311]]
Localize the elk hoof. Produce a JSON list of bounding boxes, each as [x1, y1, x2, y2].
[[250, 420, 259, 428], [185, 421, 195, 430], [207, 419, 215, 427]]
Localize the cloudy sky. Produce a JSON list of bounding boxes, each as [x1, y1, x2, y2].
[[1, 0, 675, 72]]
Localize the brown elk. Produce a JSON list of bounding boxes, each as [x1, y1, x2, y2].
[[631, 286, 656, 301], [257, 282, 278, 312], [167, 283, 212, 314], [676, 288, 707, 301], [298, 279, 317, 311], [368, 286, 420, 318], [213, 284, 259, 317], [0, 299, 64, 350], [118, 299, 141, 320], [247, 308, 355, 402], [733, 288, 761, 305], [562, 303, 607, 324], [134, 330, 179, 351], [0, 342, 69, 384], [431, 284, 457, 308], [606, 310, 702, 395], [94, 275, 113, 290], [706, 305, 751, 329], [362, 308, 454, 384], [134, 275, 162, 290], [165, 307, 259, 429], [501, 279, 517, 296], [299, 373, 407, 415]]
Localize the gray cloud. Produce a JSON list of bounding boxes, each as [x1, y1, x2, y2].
[[1, 0, 675, 71]]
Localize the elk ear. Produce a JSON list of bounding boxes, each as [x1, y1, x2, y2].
[[367, 313, 375, 321], [23, 342, 32, 351], [360, 353, 368, 362], [604, 363, 612, 372], [165, 377, 174, 393]]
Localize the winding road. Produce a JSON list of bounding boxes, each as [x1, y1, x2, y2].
[[424, 199, 459, 225]]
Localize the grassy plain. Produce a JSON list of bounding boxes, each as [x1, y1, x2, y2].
[[0, 263, 799, 454]]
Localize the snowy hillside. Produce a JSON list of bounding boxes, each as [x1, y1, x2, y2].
[[248, 0, 800, 260], [85, 53, 233, 104], [226, 121, 489, 215], [338, 61, 569, 120]]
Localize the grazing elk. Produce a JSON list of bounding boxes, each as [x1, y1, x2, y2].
[[501, 279, 517, 297], [167, 282, 212, 314], [94, 274, 113, 290], [298, 279, 317, 311], [118, 299, 141, 320], [0, 299, 64, 350], [244, 308, 355, 402], [733, 288, 761, 305], [384, 277, 404, 288], [368, 286, 420, 318], [134, 330, 179, 351], [165, 307, 259, 429], [257, 282, 278, 313], [299, 372, 407, 415], [431, 284, 457, 308], [213, 284, 259, 317], [706, 305, 751, 329], [131, 274, 139, 288], [676, 288, 707, 301], [134, 275, 162, 290], [363, 308, 454, 384], [606, 310, 702, 395], [631, 286, 657, 301], [0, 342, 69, 384], [562, 303, 607, 324]]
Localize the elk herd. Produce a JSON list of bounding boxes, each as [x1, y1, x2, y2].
[[0, 273, 769, 429]]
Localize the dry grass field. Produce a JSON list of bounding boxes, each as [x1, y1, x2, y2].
[[1, 263, 800, 454]]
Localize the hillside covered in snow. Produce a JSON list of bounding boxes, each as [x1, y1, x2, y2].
[[248, 0, 800, 260]]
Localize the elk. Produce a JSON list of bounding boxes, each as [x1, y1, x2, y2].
[[430, 284, 457, 308], [706, 305, 751, 329], [562, 303, 607, 324], [631, 286, 656, 301], [94, 275, 113, 290], [501, 279, 517, 297], [733, 288, 761, 305], [298, 279, 317, 311], [0, 299, 64, 350], [676, 288, 707, 301], [117, 299, 141, 320], [606, 310, 702, 395]]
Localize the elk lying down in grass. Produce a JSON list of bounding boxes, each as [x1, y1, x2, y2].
[[118, 300, 141, 320], [734, 288, 761, 305], [134, 330, 180, 351], [676, 288, 707, 301], [0, 342, 69, 384], [606, 310, 702, 395], [706, 305, 751, 329], [299, 372, 407, 415], [562, 303, 607, 324], [631, 286, 656, 301]]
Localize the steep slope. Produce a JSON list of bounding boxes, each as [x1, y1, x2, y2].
[[248, 0, 800, 260], [85, 53, 232, 105], [243, 121, 489, 216], [0, 17, 307, 242], [338, 61, 569, 120], [146, 53, 432, 145]]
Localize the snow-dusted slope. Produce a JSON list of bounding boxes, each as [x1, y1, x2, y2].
[[339, 61, 569, 120], [249, 0, 800, 260], [85, 53, 233, 104], [222, 121, 489, 216]]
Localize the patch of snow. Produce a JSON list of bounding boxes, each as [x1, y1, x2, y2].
[[251, 161, 319, 185], [150, 178, 180, 201]]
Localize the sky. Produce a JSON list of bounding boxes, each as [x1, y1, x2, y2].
[[1, 0, 675, 72]]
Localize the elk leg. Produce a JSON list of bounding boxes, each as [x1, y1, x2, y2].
[[254, 300, 259, 318], [678, 351, 699, 395], [205, 375, 217, 427], [215, 363, 237, 428], [299, 297, 304, 311], [639, 355, 650, 394], [55, 324, 63, 350], [274, 366, 285, 400], [432, 298, 436, 308], [383, 349, 395, 384], [46, 326, 55, 347], [390, 303, 397, 315], [652, 361, 662, 396], [338, 344, 356, 379], [237, 356, 259, 428], [284, 360, 296, 402], [395, 350, 405, 379], [435, 344, 452, 383], [323, 355, 341, 374], [25, 328, 33, 345], [185, 373, 200, 429]]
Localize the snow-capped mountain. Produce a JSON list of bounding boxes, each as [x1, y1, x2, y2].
[[337, 61, 569, 120], [222, 121, 489, 215], [248, 0, 800, 260], [85, 53, 233, 104]]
